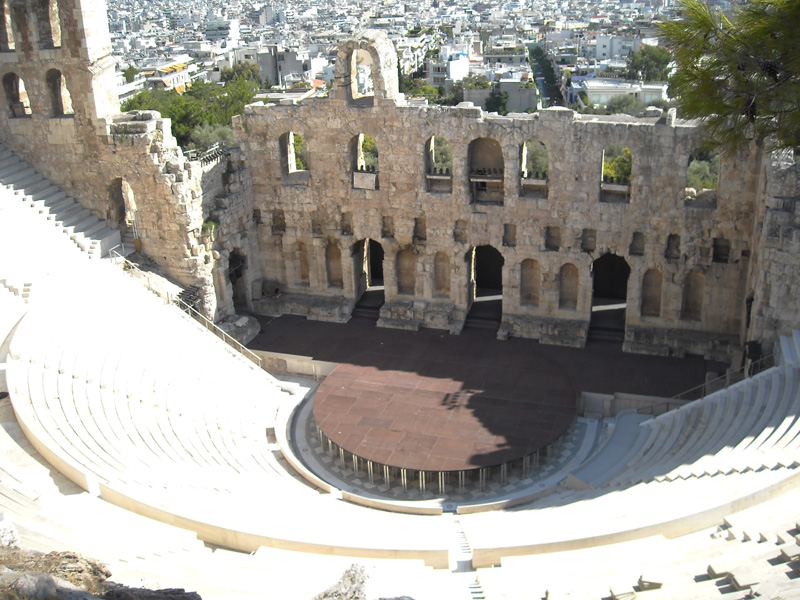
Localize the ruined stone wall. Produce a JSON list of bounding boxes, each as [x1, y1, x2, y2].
[[233, 32, 761, 360], [0, 0, 223, 318], [747, 150, 800, 353]]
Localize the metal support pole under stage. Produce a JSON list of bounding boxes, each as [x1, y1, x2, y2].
[[459, 470, 465, 492], [367, 460, 374, 484], [339, 446, 345, 468], [384, 465, 390, 486], [479, 468, 486, 491], [352, 454, 359, 476], [500, 463, 507, 485], [419, 471, 425, 494], [438, 472, 446, 495], [401, 468, 408, 492]]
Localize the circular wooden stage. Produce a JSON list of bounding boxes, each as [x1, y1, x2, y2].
[[312, 351, 577, 473]]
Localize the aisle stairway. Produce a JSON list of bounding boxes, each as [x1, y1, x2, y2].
[[0, 145, 122, 259]]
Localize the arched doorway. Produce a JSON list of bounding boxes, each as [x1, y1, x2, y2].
[[465, 245, 504, 327], [228, 249, 249, 313], [351, 238, 384, 319], [590, 253, 630, 341]]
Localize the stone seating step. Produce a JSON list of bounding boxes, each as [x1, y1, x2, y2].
[[1, 166, 36, 185], [0, 157, 23, 175], [10, 173, 44, 191], [780, 334, 800, 368]]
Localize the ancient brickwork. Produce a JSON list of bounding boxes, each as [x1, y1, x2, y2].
[[0, 0, 220, 318], [233, 30, 763, 360]]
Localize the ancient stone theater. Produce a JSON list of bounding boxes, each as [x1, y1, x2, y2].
[[1, 1, 800, 599]]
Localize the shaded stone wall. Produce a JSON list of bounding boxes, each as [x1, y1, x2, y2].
[[234, 31, 762, 361]]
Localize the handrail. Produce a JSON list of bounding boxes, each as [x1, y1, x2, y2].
[[109, 250, 262, 370], [636, 401, 687, 416], [668, 352, 775, 403], [173, 295, 263, 369]]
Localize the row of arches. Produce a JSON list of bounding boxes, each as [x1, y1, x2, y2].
[[0, 0, 61, 52], [278, 129, 717, 204], [3, 69, 73, 117], [284, 239, 707, 323]]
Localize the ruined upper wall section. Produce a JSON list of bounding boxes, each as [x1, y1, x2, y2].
[[329, 29, 401, 106]]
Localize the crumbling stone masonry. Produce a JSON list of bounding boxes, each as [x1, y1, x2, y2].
[[1, 6, 797, 361]]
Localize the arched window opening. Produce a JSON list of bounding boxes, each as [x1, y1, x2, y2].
[[468, 137, 504, 205], [352, 133, 378, 190], [0, 4, 15, 51], [600, 143, 632, 203], [351, 238, 385, 311], [296, 242, 310, 285], [433, 252, 450, 298], [46, 69, 73, 117], [3, 72, 30, 117], [350, 48, 375, 105], [559, 263, 579, 310], [590, 253, 630, 338], [685, 146, 719, 207], [282, 131, 308, 174], [396, 249, 416, 295], [641, 269, 662, 317], [630, 231, 645, 256], [326, 242, 343, 288], [681, 269, 705, 321], [520, 259, 541, 306], [520, 139, 549, 199], [35, 0, 61, 49], [665, 234, 681, 260], [425, 135, 453, 193]]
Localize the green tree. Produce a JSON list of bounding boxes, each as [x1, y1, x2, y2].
[[293, 133, 307, 170], [361, 135, 378, 169], [524, 140, 549, 178], [659, 0, 800, 153], [220, 62, 263, 87], [485, 90, 508, 115], [606, 95, 646, 115], [123, 65, 138, 84], [603, 144, 632, 183], [625, 45, 672, 82], [190, 123, 234, 149], [431, 135, 453, 172]]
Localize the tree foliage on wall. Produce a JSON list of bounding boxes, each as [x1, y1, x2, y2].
[[122, 77, 259, 148], [660, 0, 800, 153], [603, 144, 632, 183]]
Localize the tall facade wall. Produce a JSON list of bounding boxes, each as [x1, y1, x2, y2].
[[234, 31, 762, 361]]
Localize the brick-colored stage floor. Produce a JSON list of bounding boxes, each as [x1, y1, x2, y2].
[[250, 315, 719, 473]]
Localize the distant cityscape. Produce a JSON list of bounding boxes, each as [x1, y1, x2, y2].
[[109, 0, 737, 110]]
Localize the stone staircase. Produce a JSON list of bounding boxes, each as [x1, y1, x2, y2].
[[0, 146, 123, 259]]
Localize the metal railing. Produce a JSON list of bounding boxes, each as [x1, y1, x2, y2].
[[668, 352, 775, 404], [109, 250, 262, 370], [173, 295, 263, 369]]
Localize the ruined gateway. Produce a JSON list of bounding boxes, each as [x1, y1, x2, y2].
[[1, 1, 798, 363]]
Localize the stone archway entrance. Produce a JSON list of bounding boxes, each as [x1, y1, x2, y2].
[[590, 253, 630, 342], [465, 245, 504, 328], [228, 249, 249, 313], [352, 238, 384, 319]]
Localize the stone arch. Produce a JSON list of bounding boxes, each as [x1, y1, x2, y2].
[[641, 268, 662, 317], [45, 68, 73, 116], [685, 145, 719, 206], [35, 0, 61, 49], [280, 131, 308, 174], [425, 135, 453, 193], [108, 178, 137, 232], [396, 248, 416, 295], [3, 72, 29, 117], [521, 139, 549, 179], [559, 263, 579, 310], [468, 137, 504, 205], [326, 241, 343, 288], [0, 3, 15, 51], [296, 241, 310, 285], [351, 133, 378, 172], [681, 269, 705, 321], [520, 258, 541, 306], [331, 30, 399, 105], [601, 143, 632, 203], [433, 251, 450, 298], [228, 248, 248, 312]]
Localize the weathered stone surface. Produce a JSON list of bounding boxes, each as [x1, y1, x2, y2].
[[313, 565, 367, 600], [0, 513, 19, 548]]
